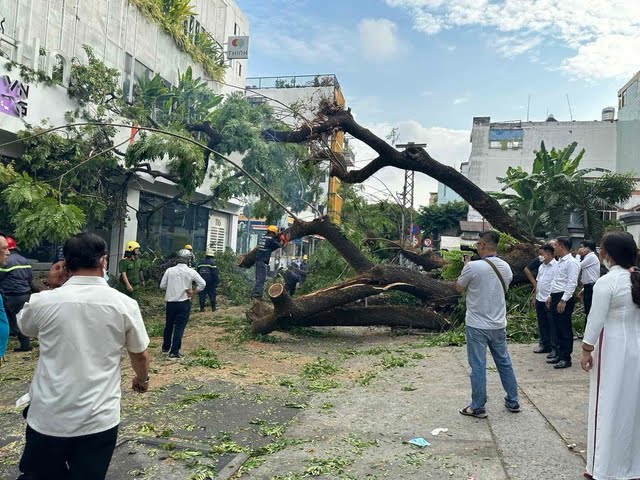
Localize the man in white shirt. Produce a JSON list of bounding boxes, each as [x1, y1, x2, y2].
[[16, 233, 150, 480], [160, 249, 206, 359], [545, 236, 581, 369], [456, 230, 519, 419], [577, 239, 600, 318], [533, 243, 558, 355]]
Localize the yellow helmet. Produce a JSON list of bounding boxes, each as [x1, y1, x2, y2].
[[125, 240, 140, 252], [185, 244, 193, 250], [267, 225, 278, 234], [303, 255, 308, 260]]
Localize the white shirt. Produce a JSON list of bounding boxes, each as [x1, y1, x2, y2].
[[549, 253, 581, 301], [457, 257, 513, 330], [160, 263, 206, 302], [536, 259, 558, 302], [17, 276, 149, 437], [580, 251, 601, 285]]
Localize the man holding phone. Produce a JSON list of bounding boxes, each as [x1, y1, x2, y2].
[[16, 233, 150, 480]]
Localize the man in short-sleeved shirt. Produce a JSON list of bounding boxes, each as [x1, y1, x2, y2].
[[456, 230, 519, 418], [16, 233, 150, 480]]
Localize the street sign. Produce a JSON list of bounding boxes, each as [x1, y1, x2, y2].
[[423, 238, 432, 247], [227, 36, 249, 59]]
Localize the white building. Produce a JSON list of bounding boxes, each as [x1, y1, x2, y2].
[[437, 161, 468, 205], [0, 0, 249, 269], [466, 113, 619, 224]]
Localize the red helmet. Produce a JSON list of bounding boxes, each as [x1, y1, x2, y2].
[[6, 237, 17, 250]]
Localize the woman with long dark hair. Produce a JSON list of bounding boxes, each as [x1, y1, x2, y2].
[[581, 232, 640, 479]]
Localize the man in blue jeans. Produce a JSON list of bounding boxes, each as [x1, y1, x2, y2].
[[456, 230, 520, 418]]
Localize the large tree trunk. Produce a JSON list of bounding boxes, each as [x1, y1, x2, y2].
[[238, 102, 537, 334]]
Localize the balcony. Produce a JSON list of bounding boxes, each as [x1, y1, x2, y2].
[[246, 74, 339, 90]]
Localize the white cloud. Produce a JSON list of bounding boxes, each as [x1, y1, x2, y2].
[[385, 0, 640, 80], [452, 95, 469, 105], [348, 120, 470, 208], [358, 18, 399, 62]]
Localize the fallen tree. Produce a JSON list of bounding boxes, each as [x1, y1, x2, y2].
[[241, 102, 537, 334]]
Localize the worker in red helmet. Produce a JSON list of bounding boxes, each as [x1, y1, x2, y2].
[[0, 236, 37, 352]]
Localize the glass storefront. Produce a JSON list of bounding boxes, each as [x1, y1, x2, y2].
[[137, 192, 209, 255]]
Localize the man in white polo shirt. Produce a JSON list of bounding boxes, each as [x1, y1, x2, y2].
[[456, 230, 519, 419], [160, 248, 206, 359], [16, 232, 150, 480]]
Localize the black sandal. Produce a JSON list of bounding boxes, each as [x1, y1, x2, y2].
[[459, 406, 488, 418]]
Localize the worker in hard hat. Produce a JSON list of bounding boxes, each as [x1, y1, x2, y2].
[[251, 225, 287, 299], [159, 249, 206, 359], [184, 244, 196, 268], [196, 249, 220, 312], [299, 254, 309, 284], [118, 241, 145, 298]]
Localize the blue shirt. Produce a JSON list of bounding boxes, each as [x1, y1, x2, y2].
[[0, 295, 9, 357]]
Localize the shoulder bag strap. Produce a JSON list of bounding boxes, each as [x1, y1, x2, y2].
[[483, 258, 507, 295]]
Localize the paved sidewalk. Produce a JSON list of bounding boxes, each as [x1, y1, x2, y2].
[[245, 341, 589, 479]]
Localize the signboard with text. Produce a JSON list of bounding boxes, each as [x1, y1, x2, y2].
[[227, 36, 249, 59], [0, 75, 29, 118]]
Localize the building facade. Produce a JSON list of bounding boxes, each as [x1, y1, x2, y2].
[[437, 161, 468, 205], [0, 0, 249, 268], [465, 114, 620, 225], [245, 74, 354, 224]]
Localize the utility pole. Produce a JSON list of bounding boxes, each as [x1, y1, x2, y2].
[[396, 141, 427, 245]]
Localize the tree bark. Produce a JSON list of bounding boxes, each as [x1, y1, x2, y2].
[[264, 104, 532, 243]]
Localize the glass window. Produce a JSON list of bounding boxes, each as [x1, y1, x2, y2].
[[137, 192, 210, 255]]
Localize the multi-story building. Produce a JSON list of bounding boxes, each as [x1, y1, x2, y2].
[[617, 71, 640, 242], [437, 161, 469, 205], [465, 113, 620, 230], [243, 74, 354, 254], [0, 0, 249, 269]]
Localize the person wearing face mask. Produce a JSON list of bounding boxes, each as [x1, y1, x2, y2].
[[532, 243, 559, 355], [15, 232, 150, 480], [580, 232, 640, 480]]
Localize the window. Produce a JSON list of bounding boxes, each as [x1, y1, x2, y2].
[[134, 59, 151, 82], [247, 96, 267, 107], [600, 210, 618, 222], [238, 63, 242, 77], [122, 53, 133, 101], [234, 23, 239, 35], [137, 192, 210, 255], [489, 140, 522, 149]]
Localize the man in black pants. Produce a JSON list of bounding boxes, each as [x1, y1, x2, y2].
[[160, 249, 206, 359], [0, 236, 36, 351], [577, 239, 600, 319], [16, 232, 150, 480], [251, 226, 286, 299], [532, 243, 558, 355], [197, 249, 220, 312], [546, 236, 581, 369]]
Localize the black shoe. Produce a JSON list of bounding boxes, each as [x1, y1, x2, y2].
[[546, 356, 561, 364], [546, 351, 557, 359], [554, 360, 572, 369], [169, 353, 183, 360], [534, 347, 552, 354], [505, 402, 521, 413], [14, 345, 33, 352]]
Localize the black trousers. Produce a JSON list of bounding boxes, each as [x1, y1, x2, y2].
[[18, 424, 118, 480], [163, 300, 191, 355], [583, 283, 595, 318], [198, 285, 217, 311], [251, 261, 268, 298], [550, 293, 575, 362], [4, 293, 31, 349], [535, 300, 557, 351]]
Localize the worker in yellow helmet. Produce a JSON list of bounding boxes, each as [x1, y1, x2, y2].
[[299, 254, 309, 284], [118, 240, 145, 298], [250, 225, 287, 299], [184, 244, 196, 268]]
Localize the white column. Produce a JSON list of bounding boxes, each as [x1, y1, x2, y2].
[[108, 186, 140, 274], [228, 213, 239, 253]]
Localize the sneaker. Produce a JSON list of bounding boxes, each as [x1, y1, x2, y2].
[[169, 354, 183, 360], [505, 402, 521, 413], [161, 349, 169, 355]]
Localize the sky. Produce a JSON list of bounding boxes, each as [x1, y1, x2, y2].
[[236, 0, 640, 208]]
